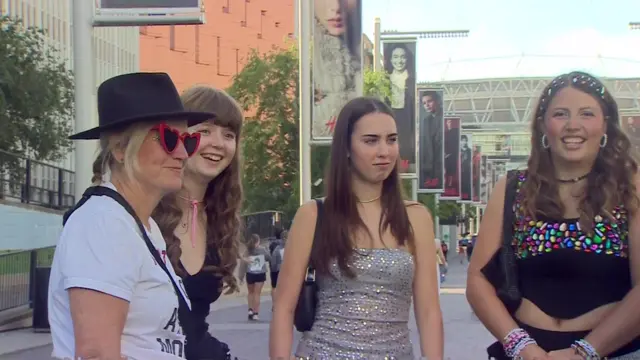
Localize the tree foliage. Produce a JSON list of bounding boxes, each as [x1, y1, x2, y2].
[[363, 68, 391, 101], [0, 15, 73, 160], [230, 49, 401, 220], [227, 46, 300, 219]]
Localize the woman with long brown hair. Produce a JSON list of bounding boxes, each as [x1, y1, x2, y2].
[[269, 96, 444, 359], [467, 71, 640, 359], [153, 85, 243, 360]]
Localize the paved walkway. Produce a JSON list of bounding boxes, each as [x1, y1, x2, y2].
[[0, 262, 494, 359]]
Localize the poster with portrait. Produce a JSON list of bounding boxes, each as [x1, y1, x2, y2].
[[479, 155, 489, 204], [417, 88, 445, 192], [622, 114, 640, 158], [382, 38, 417, 174], [311, 0, 363, 142], [459, 133, 473, 202], [472, 145, 482, 203], [441, 117, 461, 200]]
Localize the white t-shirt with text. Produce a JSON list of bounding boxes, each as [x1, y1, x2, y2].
[[48, 183, 190, 360]]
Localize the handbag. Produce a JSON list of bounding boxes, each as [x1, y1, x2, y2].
[[293, 198, 324, 332], [64, 186, 235, 360], [480, 170, 522, 314]]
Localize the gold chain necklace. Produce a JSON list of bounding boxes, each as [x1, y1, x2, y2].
[[357, 195, 381, 203]]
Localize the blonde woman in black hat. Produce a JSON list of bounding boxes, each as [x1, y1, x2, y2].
[[47, 72, 214, 360]]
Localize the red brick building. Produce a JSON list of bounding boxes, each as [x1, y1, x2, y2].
[[139, 0, 295, 92]]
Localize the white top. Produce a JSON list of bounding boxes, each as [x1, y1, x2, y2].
[[48, 183, 189, 360]]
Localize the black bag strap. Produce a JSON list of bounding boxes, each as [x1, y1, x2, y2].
[[63, 186, 191, 312], [305, 198, 324, 281], [501, 170, 519, 246], [499, 170, 521, 302]]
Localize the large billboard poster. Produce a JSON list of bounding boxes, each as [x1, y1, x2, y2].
[[417, 88, 445, 193], [622, 114, 640, 158], [472, 145, 482, 203], [311, 0, 363, 141], [441, 117, 461, 200], [383, 38, 417, 173], [459, 133, 473, 202], [479, 155, 489, 204]]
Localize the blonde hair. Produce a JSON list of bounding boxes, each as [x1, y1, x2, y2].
[[91, 122, 155, 184]]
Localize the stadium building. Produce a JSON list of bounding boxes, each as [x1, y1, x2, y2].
[[422, 55, 640, 167]]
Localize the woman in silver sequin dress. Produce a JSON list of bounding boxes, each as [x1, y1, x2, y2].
[[269, 97, 444, 360]]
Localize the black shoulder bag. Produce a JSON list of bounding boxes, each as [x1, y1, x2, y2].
[[293, 198, 324, 332], [480, 170, 522, 314]]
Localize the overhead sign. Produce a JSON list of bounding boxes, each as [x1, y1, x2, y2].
[[94, 0, 204, 26]]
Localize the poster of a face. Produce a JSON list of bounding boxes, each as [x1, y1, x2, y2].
[[441, 117, 461, 200], [622, 115, 640, 157], [479, 155, 488, 204], [311, 0, 363, 141], [472, 145, 481, 203], [417, 88, 445, 192], [459, 134, 473, 202], [383, 39, 417, 173]]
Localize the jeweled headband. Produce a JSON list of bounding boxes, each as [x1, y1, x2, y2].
[[535, 71, 616, 122]]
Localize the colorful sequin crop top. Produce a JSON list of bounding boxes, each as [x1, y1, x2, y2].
[[512, 171, 633, 319]]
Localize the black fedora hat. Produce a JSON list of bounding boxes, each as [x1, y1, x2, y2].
[[69, 72, 215, 140]]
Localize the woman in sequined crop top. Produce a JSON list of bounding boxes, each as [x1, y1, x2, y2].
[[467, 71, 640, 360], [153, 85, 244, 359], [269, 97, 444, 360]]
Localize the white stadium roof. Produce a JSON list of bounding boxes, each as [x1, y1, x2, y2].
[[418, 54, 640, 83]]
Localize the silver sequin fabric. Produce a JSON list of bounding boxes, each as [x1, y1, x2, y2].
[[295, 248, 415, 360]]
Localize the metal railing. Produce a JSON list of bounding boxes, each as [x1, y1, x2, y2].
[[0, 247, 55, 312], [0, 149, 75, 210]]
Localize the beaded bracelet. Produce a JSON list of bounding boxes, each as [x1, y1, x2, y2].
[[571, 339, 602, 360], [503, 328, 537, 358]]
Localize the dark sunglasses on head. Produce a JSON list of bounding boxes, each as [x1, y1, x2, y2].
[[151, 123, 201, 157]]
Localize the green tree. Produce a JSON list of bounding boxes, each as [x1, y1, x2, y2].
[[227, 46, 301, 219], [363, 68, 391, 101], [0, 15, 73, 161], [230, 50, 400, 219]]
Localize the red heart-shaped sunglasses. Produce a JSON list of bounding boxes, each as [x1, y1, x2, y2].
[[151, 123, 201, 157]]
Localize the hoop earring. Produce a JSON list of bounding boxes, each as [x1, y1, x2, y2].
[[541, 134, 550, 149], [600, 134, 608, 148]]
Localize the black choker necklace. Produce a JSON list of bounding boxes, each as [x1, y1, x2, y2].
[[556, 173, 590, 183]]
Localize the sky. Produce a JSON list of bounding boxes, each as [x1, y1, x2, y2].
[[362, 0, 640, 82]]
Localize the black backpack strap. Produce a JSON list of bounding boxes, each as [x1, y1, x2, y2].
[[62, 186, 190, 312]]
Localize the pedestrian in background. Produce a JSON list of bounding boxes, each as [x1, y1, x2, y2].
[[270, 230, 287, 303], [239, 234, 271, 321]]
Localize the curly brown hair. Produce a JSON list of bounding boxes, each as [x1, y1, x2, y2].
[[520, 71, 639, 231], [153, 85, 244, 295]]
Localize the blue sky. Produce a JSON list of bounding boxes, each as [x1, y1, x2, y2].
[[362, 0, 640, 82]]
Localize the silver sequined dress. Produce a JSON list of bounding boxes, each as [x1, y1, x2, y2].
[[295, 248, 415, 360]]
